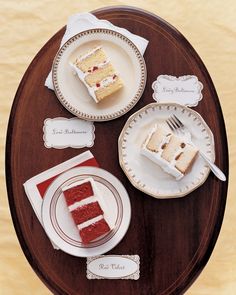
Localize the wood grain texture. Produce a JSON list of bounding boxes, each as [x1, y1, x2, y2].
[[4, 5, 230, 295]]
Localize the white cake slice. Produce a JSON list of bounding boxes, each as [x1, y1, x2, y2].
[[141, 123, 199, 180], [70, 46, 123, 103]]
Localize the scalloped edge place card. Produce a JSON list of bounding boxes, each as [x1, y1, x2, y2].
[[87, 255, 140, 280], [152, 75, 203, 107], [43, 117, 95, 149]]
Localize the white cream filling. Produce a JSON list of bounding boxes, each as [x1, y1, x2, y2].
[[90, 59, 110, 71], [68, 196, 97, 212], [92, 75, 116, 91], [71, 59, 110, 78], [77, 215, 103, 230], [170, 147, 185, 167], [156, 134, 172, 155]]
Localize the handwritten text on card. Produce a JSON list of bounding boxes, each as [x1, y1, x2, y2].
[[152, 75, 203, 107], [43, 117, 95, 149], [87, 255, 140, 280]]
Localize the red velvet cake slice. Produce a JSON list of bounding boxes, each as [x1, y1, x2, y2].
[[63, 178, 111, 244]]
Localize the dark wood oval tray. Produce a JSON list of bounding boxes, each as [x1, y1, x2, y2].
[[6, 6, 228, 295]]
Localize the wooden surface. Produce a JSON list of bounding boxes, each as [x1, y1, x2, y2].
[[5, 6, 229, 295], [1, 2, 235, 295]]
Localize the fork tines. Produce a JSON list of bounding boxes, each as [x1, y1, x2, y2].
[[166, 115, 184, 131]]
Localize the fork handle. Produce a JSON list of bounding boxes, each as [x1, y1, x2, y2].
[[199, 151, 226, 181]]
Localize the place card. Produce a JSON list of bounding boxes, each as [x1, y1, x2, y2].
[[152, 75, 203, 107], [43, 117, 95, 149], [87, 255, 140, 280]]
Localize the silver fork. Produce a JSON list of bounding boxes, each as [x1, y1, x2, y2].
[[166, 115, 226, 181]]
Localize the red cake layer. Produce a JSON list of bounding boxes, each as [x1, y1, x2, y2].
[[79, 218, 110, 244], [64, 181, 94, 206], [71, 201, 103, 225]]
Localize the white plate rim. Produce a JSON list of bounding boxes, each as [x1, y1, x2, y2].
[[118, 102, 215, 199], [52, 28, 147, 122], [41, 166, 131, 257]]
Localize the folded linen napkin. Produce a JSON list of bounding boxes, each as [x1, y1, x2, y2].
[[23, 151, 98, 248], [45, 12, 149, 90]]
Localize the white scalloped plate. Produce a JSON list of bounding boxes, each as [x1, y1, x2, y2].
[[52, 28, 146, 121], [118, 103, 215, 199]]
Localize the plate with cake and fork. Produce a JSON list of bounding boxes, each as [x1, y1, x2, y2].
[[118, 102, 215, 198]]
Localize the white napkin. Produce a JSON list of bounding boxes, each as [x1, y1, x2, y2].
[[45, 12, 149, 90]]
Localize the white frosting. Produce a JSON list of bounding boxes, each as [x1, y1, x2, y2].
[[70, 63, 98, 102], [90, 177, 114, 229], [141, 148, 184, 180], [141, 124, 184, 180], [142, 124, 157, 147], [77, 215, 103, 230]]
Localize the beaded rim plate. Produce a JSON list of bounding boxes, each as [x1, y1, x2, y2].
[[41, 167, 131, 257], [118, 103, 215, 199], [52, 28, 147, 122]]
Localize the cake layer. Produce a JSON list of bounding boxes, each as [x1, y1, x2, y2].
[[75, 47, 107, 72], [175, 145, 198, 173], [85, 63, 115, 87], [63, 181, 94, 206], [79, 218, 110, 244], [95, 77, 123, 101], [71, 201, 103, 225]]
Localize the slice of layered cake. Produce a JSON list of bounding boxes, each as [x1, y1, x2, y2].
[[71, 46, 123, 103], [63, 178, 111, 244], [141, 123, 198, 180]]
